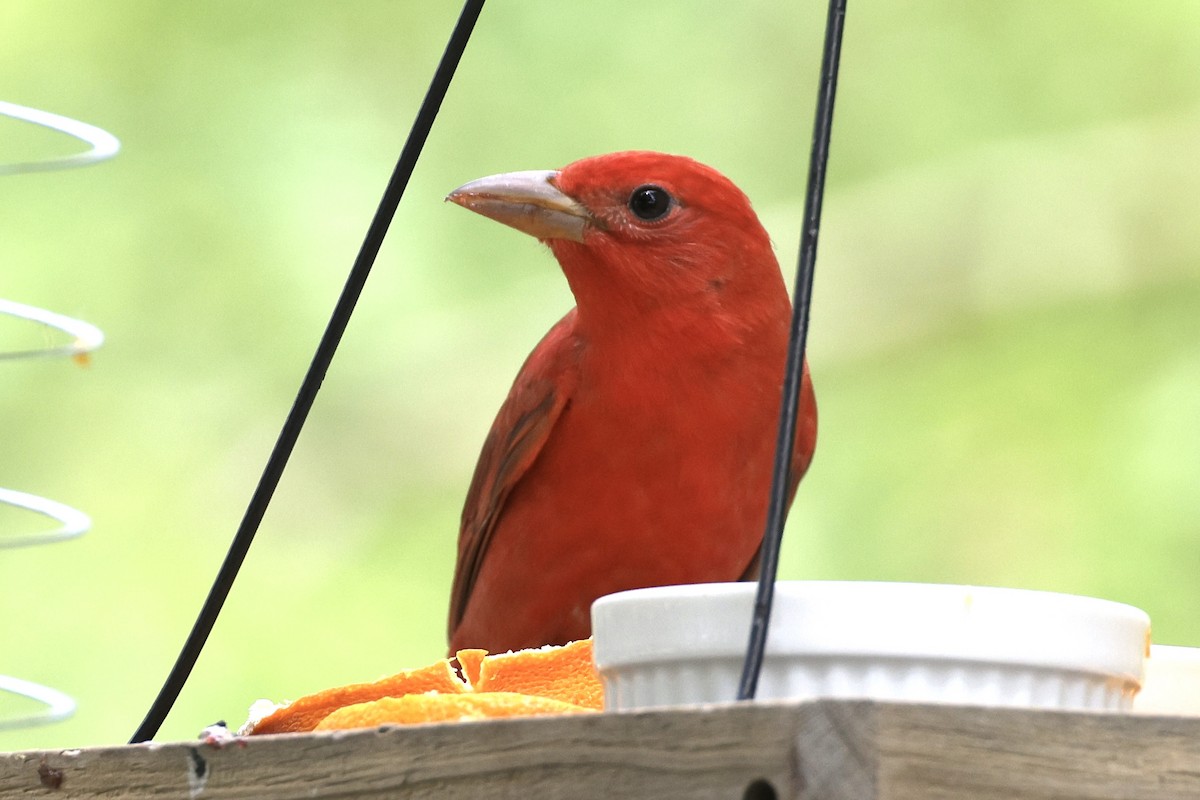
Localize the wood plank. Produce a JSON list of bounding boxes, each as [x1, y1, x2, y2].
[[0, 703, 801, 799], [0, 701, 1197, 799], [869, 703, 1200, 800]]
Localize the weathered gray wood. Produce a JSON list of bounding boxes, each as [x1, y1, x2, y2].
[[0, 703, 799, 799], [0, 701, 1197, 799], [869, 703, 1200, 799]]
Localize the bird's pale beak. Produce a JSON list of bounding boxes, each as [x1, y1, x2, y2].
[[446, 170, 593, 243]]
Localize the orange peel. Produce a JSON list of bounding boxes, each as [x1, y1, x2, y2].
[[248, 658, 469, 735], [245, 638, 601, 735], [473, 638, 602, 709], [455, 648, 488, 688], [315, 692, 592, 730]]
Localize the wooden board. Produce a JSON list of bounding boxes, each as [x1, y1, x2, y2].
[[1, 700, 1198, 799]]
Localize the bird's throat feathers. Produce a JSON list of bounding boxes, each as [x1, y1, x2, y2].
[[547, 231, 788, 354]]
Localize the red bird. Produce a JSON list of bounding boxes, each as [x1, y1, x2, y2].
[[445, 151, 817, 654]]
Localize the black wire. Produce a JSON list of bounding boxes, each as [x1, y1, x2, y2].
[[737, 0, 847, 701], [129, 0, 486, 744]]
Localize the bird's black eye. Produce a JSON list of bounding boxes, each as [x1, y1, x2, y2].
[[628, 184, 672, 221]]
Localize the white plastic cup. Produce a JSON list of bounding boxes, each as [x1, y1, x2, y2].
[[592, 581, 1149, 712]]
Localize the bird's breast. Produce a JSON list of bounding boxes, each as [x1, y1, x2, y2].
[[517, 336, 783, 562]]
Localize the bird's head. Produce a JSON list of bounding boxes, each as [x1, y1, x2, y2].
[[447, 151, 784, 333]]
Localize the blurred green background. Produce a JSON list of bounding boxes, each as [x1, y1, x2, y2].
[[2, 0, 1198, 749]]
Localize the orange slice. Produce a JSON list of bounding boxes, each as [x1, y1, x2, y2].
[[250, 658, 467, 735], [246, 638, 602, 734], [473, 638, 602, 709], [314, 692, 594, 730]]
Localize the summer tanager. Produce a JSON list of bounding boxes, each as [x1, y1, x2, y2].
[[445, 151, 817, 654]]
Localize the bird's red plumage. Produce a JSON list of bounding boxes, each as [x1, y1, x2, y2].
[[448, 152, 817, 654]]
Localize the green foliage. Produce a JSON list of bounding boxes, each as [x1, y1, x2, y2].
[[1, 1, 1198, 749]]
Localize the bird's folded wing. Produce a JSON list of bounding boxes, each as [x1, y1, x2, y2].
[[448, 310, 581, 637]]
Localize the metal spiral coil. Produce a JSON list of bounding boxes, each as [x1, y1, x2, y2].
[[2, 99, 117, 731]]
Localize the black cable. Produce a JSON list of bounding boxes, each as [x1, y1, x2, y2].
[[737, 0, 847, 701], [129, 0, 486, 743]]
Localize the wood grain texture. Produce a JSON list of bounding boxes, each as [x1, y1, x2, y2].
[[0, 701, 1198, 799], [870, 703, 1200, 800]]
